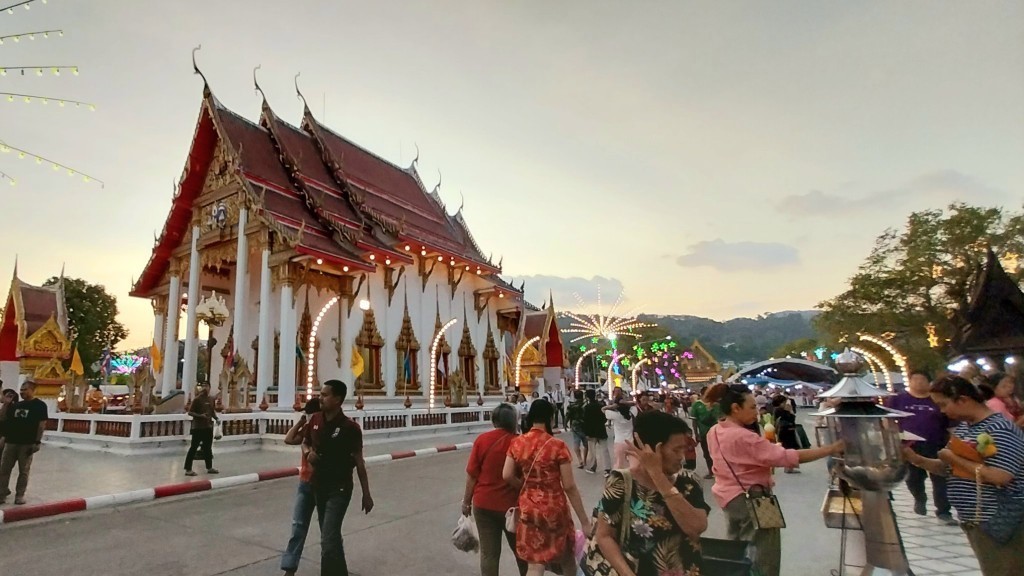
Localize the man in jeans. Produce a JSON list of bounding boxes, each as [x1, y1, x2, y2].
[[305, 380, 373, 576], [886, 370, 955, 524], [582, 388, 610, 475], [0, 380, 49, 505], [280, 397, 320, 576]]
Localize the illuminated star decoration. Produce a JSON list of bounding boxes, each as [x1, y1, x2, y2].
[[559, 285, 656, 344], [0, 0, 102, 187]]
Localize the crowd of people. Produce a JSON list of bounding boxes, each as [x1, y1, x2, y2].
[[2, 360, 1022, 576]]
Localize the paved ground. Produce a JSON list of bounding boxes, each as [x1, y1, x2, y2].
[[0, 411, 982, 576]]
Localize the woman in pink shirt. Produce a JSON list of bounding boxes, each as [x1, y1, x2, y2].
[[708, 385, 843, 576], [982, 373, 1024, 428]]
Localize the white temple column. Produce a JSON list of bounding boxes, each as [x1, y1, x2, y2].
[[277, 279, 296, 409], [161, 273, 181, 397], [181, 225, 202, 397], [232, 208, 248, 354], [152, 300, 165, 351], [256, 248, 273, 401]]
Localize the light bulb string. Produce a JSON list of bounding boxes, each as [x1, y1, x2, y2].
[[0, 65, 79, 75], [0, 0, 45, 14], [0, 29, 62, 43], [0, 140, 104, 187], [0, 92, 95, 109]]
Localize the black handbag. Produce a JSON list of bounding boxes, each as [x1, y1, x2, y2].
[[977, 482, 1024, 544]]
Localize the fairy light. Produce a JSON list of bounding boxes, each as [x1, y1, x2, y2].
[[630, 357, 651, 391], [306, 296, 339, 399], [0, 141, 103, 186], [430, 318, 459, 411], [849, 345, 892, 392], [514, 336, 541, 394], [574, 348, 597, 389], [0, 65, 77, 76], [0, 30, 62, 45], [860, 333, 908, 391]]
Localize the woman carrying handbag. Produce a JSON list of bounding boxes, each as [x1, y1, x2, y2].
[[503, 399, 591, 576], [708, 385, 843, 576]]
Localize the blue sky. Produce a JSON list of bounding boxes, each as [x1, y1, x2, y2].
[[1, 1, 1021, 348]]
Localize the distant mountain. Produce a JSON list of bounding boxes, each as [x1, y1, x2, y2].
[[555, 310, 819, 364], [637, 312, 819, 363]]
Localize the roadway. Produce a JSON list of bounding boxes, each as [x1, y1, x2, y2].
[[0, 427, 845, 575]]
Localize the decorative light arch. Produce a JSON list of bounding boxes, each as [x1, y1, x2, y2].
[[430, 318, 459, 411], [849, 345, 892, 392], [307, 296, 340, 400], [607, 352, 625, 394], [859, 333, 909, 390], [515, 336, 541, 393], [630, 357, 651, 391], [574, 348, 597, 389]]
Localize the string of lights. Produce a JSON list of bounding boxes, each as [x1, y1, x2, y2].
[[1, 0, 100, 188], [574, 348, 596, 389], [859, 334, 909, 391], [0, 29, 62, 43], [849, 345, 892, 392], [0, 142, 103, 186]]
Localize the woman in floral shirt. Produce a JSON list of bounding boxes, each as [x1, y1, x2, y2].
[[593, 411, 710, 576]]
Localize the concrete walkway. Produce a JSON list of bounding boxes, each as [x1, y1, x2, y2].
[[890, 486, 981, 576]]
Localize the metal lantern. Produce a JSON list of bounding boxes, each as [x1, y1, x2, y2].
[[813, 348, 913, 576]]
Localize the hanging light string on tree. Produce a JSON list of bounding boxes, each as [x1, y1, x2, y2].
[[0, 91, 94, 108], [1, 0, 48, 15], [0, 142, 104, 187], [0, 29, 63, 44]]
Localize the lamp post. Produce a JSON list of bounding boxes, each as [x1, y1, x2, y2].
[[195, 292, 229, 388], [814, 349, 913, 575]]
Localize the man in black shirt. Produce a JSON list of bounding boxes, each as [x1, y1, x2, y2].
[[304, 380, 373, 576], [0, 380, 49, 505]]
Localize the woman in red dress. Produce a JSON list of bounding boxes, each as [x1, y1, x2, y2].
[[504, 399, 592, 576]]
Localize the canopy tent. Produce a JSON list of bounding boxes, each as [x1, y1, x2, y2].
[[733, 376, 826, 389], [729, 358, 838, 384]]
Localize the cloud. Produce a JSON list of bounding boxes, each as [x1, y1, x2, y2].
[[777, 170, 1008, 216], [675, 239, 799, 272], [516, 275, 627, 310]]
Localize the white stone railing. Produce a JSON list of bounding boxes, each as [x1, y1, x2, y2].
[[43, 406, 494, 447]]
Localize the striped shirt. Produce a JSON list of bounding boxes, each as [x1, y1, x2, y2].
[[946, 413, 1024, 523]]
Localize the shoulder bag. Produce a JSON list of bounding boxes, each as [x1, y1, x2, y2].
[[715, 428, 787, 529], [974, 457, 1024, 544], [505, 435, 555, 533], [580, 470, 637, 576]]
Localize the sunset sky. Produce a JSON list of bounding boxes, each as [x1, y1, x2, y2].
[[1, 1, 1021, 349]]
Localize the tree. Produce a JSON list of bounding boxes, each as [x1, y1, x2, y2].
[[771, 337, 821, 360], [815, 203, 1024, 370], [45, 276, 129, 377]]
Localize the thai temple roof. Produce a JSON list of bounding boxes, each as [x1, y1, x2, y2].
[[0, 268, 70, 362], [131, 78, 512, 298], [953, 249, 1024, 356]]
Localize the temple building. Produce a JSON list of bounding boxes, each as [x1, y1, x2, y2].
[[680, 339, 722, 385], [130, 76, 526, 408], [0, 268, 73, 401], [515, 295, 569, 394]]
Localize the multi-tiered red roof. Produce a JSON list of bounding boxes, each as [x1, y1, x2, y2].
[[131, 83, 513, 298]]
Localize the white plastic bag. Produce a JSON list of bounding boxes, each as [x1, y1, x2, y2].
[[451, 514, 479, 553], [212, 420, 223, 441]]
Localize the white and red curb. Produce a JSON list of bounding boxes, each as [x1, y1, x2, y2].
[[0, 441, 473, 526]]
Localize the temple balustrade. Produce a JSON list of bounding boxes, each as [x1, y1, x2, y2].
[[42, 405, 494, 455]]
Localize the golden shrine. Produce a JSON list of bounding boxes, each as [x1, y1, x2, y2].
[[680, 339, 722, 385], [0, 268, 73, 399], [514, 295, 568, 395]]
